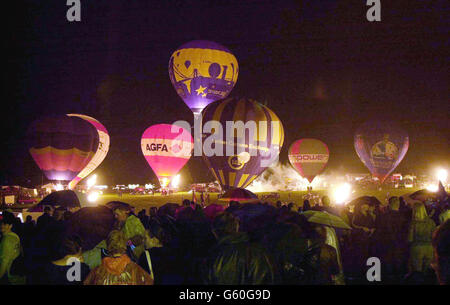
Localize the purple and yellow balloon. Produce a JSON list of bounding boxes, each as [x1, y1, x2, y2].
[[201, 97, 284, 191], [168, 40, 239, 115]]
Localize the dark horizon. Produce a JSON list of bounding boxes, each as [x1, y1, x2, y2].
[[3, 1, 448, 187]]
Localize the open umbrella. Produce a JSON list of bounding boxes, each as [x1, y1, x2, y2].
[[105, 201, 132, 211], [410, 182, 448, 202], [347, 196, 381, 212], [231, 203, 277, 233], [30, 190, 81, 210], [219, 187, 259, 203], [157, 202, 179, 218], [65, 205, 115, 251], [301, 210, 352, 230]]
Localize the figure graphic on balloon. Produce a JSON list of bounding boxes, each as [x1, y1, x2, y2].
[[141, 124, 193, 188], [168, 40, 239, 115], [370, 134, 398, 161]]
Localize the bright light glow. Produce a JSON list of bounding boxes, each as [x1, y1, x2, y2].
[[55, 183, 64, 191], [93, 185, 108, 190], [160, 178, 169, 188], [87, 191, 100, 202], [333, 183, 352, 205], [171, 175, 181, 188], [426, 184, 438, 192], [437, 169, 448, 183], [86, 174, 97, 189], [128, 184, 139, 190]]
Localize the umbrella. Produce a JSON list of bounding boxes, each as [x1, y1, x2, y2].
[[65, 206, 115, 251], [105, 201, 132, 211], [29, 190, 81, 210], [301, 210, 352, 230], [410, 182, 448, 203], [231, 203, 277, 232], [218, 187, 259, 203], [409, 190, 438, 202], [157, 203, 179, 218]]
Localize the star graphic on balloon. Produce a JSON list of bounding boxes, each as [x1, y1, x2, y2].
[[195, 85, 206, 96]]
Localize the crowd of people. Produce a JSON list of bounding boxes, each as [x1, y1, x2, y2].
[[0, 192, 449, 285]]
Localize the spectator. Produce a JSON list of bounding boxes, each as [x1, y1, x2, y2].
[[84, 230, 153, 285], [202, 212, 276, 285], [302, 200, 311, 212], [36, 206, 53, 231], [432, 220, 450, 285], [41, 235, 90, 285], [0, 213, 22, 284], [408, 202, 436, 274], [373, 196, 407, 281], [310, 225, 340, 285], [112, 204, 147, 261]]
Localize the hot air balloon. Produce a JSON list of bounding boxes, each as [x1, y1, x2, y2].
[[288, 138, 330, 184], [67, 114, 110, 189], [201, 97, 284, 191], [27, 115, 99, 184], [168, 40, 239, 115], [141, 124, 193, 188], [354, 121, 409, 183]]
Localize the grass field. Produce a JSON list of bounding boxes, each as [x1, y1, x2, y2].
[[91, 188, 421, 211]]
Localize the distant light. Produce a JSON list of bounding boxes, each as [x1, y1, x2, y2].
[[93, 185, 108, 190], [87, 191, 100, 202], [145, 184, 154, 190], [333, 183, 352, 205], [426, 184, 438, 192], [160, 178, 169, 188], [87, 174, 97, 189], [55, 184, 64, 191], [171, 175, 181, 188], [437, 169, 448, 183], [128, 184, 139, 190]]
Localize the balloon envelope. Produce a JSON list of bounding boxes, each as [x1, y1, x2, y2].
[[201, 97, 284, 190], [141, 124, 193, 187], [169, 40, 238, 114], [27, 115, 99, 182], [288, 138, 329, 183], [354, 121, 409, 183], [67, 114, 110, 189]]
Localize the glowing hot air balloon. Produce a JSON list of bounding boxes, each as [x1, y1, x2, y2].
[[67, 114, 110, 189], [27, 115, 99, 183], [288, 138, 330, 184], [354, 121, 409, 183], [168, 40, 239, 114], [201, 97, 284, 191], [141, 124, 193, 187]]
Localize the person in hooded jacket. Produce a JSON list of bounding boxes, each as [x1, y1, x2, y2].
[[83, 230, 153, 285], [202, 212, 276, 285]]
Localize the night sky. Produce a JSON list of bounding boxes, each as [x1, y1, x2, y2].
[[3, 0, 449, 187]]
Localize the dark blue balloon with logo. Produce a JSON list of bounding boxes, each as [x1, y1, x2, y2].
[[354, 121, 409, 183]]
